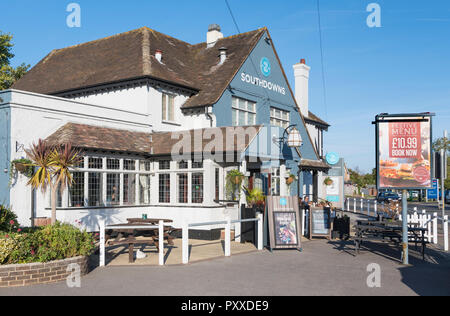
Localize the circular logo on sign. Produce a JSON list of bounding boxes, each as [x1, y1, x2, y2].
[[260, 57, 271, 77], [413, 166, 430, 183], [326, 152, 340, 165], [280, 198, 287, 206]]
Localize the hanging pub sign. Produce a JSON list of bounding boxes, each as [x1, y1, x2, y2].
[[309, 207, 332, 239], [266, 196, 302, 251], [374, 113, 434, 190]]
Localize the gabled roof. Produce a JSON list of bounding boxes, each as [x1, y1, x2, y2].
[[12, 27, 266, 109], [305, 111, 330, 128], [45, 123, 263, 156]]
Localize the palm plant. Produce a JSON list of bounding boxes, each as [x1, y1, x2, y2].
[[25, 140, 82, 224]]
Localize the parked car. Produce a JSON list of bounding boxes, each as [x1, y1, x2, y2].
[[377, 191, 401, 203]]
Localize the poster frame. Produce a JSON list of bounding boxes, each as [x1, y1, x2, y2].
[[374, 113, 435, 191], [266, 196, 302, 251], [309, 207, 332, 240]]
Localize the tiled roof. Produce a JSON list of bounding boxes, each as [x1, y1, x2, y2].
[[45, 123, 263, 156], [305, 111, 330, 128], [13, 27, 266, 109], [45, 123, 153, 155]]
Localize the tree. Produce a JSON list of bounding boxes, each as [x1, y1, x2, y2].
[[0, 31, 30, 90], [348, 168, 375, 195], [433, 137, 450, 190], [25, 140, 82, 224]]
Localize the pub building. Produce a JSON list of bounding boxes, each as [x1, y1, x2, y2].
[[0, 25, 330, 235]]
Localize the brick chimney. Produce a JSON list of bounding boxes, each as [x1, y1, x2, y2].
[[293, 59, 310, 117]]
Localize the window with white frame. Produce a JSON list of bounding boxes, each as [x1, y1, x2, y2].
[[271, 168, 281, 196], [123, 174, 136, 205], [232, 97, 256, 126], [192, 173, 204, 204], [270, 107, 290, 129], [159, 174, 171, 203], [177, 173, 188, 204], [162, 93, 175, 122], [60, 156, 152, 208], [106, 174, 120, 206]]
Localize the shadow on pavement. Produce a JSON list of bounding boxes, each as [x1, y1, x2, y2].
[[327, 239, 450, 296]]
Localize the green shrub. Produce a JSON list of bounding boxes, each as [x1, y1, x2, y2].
[[0, 237, 19, 264], [32, 222, 95, 263], [2, 222, 95, 265], [0, 205, 19, 233]]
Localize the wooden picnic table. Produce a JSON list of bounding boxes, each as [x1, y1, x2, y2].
[[354, 219, 428, 260], [104, 219, 178, 263]]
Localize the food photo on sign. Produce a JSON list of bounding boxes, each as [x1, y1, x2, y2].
[[378, 116, 432, 189]]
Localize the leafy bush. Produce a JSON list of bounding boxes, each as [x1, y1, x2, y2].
[[1, 222, 95, 265], [0, 236, 19, 264], [0, 205, 19, 233]]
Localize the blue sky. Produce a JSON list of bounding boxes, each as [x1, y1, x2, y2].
[[2, 0, 449, 172]]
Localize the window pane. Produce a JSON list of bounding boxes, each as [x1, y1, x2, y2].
[[123, 174, 136, 205], [275, 109, 281, 119], [192, 161, 203, 169], [139, 160, 151, 171], [124, 159, 136, 171], [107, 158, 120, 170], [178, 173, 188, 204], [159, 174, 170, 203], [232, 109, 237, 126], [239, 99, 246, 110], [192, 173, 203, 204], [69, 172, 84, 207], [159, 161, 170, 170], [88, 158, 103, 169], [178, 161, 188, 169], [248, 113, 255, 125], [139, 175, 151, 204], [106, 174, 120, 206], [247, 102, 255, 112], [239, 111, 246, 126], [232, 97, 238, 108], [88, 172, 102, 206], [162, 94, 167, 121], [215, 168, 220, 201], [168, 95, 175, 121]]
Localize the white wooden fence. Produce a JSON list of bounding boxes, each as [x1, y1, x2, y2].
[[182, 213, 264, 264]]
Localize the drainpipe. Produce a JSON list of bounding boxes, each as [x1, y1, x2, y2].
[[205, 106, 214, 127]]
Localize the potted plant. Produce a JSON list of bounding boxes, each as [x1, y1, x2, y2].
[[324, 177, 334, 186], [9, 158, 34, 187], [226, 169, 245, 201], [286, 174, 296, 186], [245, 187, 266, 211]]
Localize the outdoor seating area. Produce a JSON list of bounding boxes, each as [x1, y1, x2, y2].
[[354, 219, 428, 260], [100, 218, 259, 266]]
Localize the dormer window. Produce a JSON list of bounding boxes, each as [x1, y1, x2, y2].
[[162, 93, 175, 122]]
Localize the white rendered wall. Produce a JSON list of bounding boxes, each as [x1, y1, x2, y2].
[[3, 89, 151, 226]]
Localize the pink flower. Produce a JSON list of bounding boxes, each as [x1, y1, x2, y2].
[[17, 228, 22, 233], [31, 249, 35, 255], [9, 220, 14, 225], [5, 234, 9, 238]]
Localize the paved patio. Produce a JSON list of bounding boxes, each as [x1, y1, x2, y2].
[[103, 239, 258, 266], [2, 238, 449, 296]]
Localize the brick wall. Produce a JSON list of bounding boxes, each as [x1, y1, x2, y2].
[[0, 256, 88, 287]]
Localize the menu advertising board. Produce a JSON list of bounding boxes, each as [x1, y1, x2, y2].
[[266, 196, 302, 251], [377, 115, 433, 189]]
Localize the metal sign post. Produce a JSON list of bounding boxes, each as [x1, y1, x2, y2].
[[401, 190, 409, 265]]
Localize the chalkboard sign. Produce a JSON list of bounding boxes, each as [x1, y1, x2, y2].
[[309, 207, 332, 239], [266, 196, 302, 251]]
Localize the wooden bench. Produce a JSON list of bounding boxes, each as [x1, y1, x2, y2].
[[107, 238, 158, 263]]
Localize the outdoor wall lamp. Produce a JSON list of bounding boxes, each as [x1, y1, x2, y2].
[[273, 125, 303, 148]]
